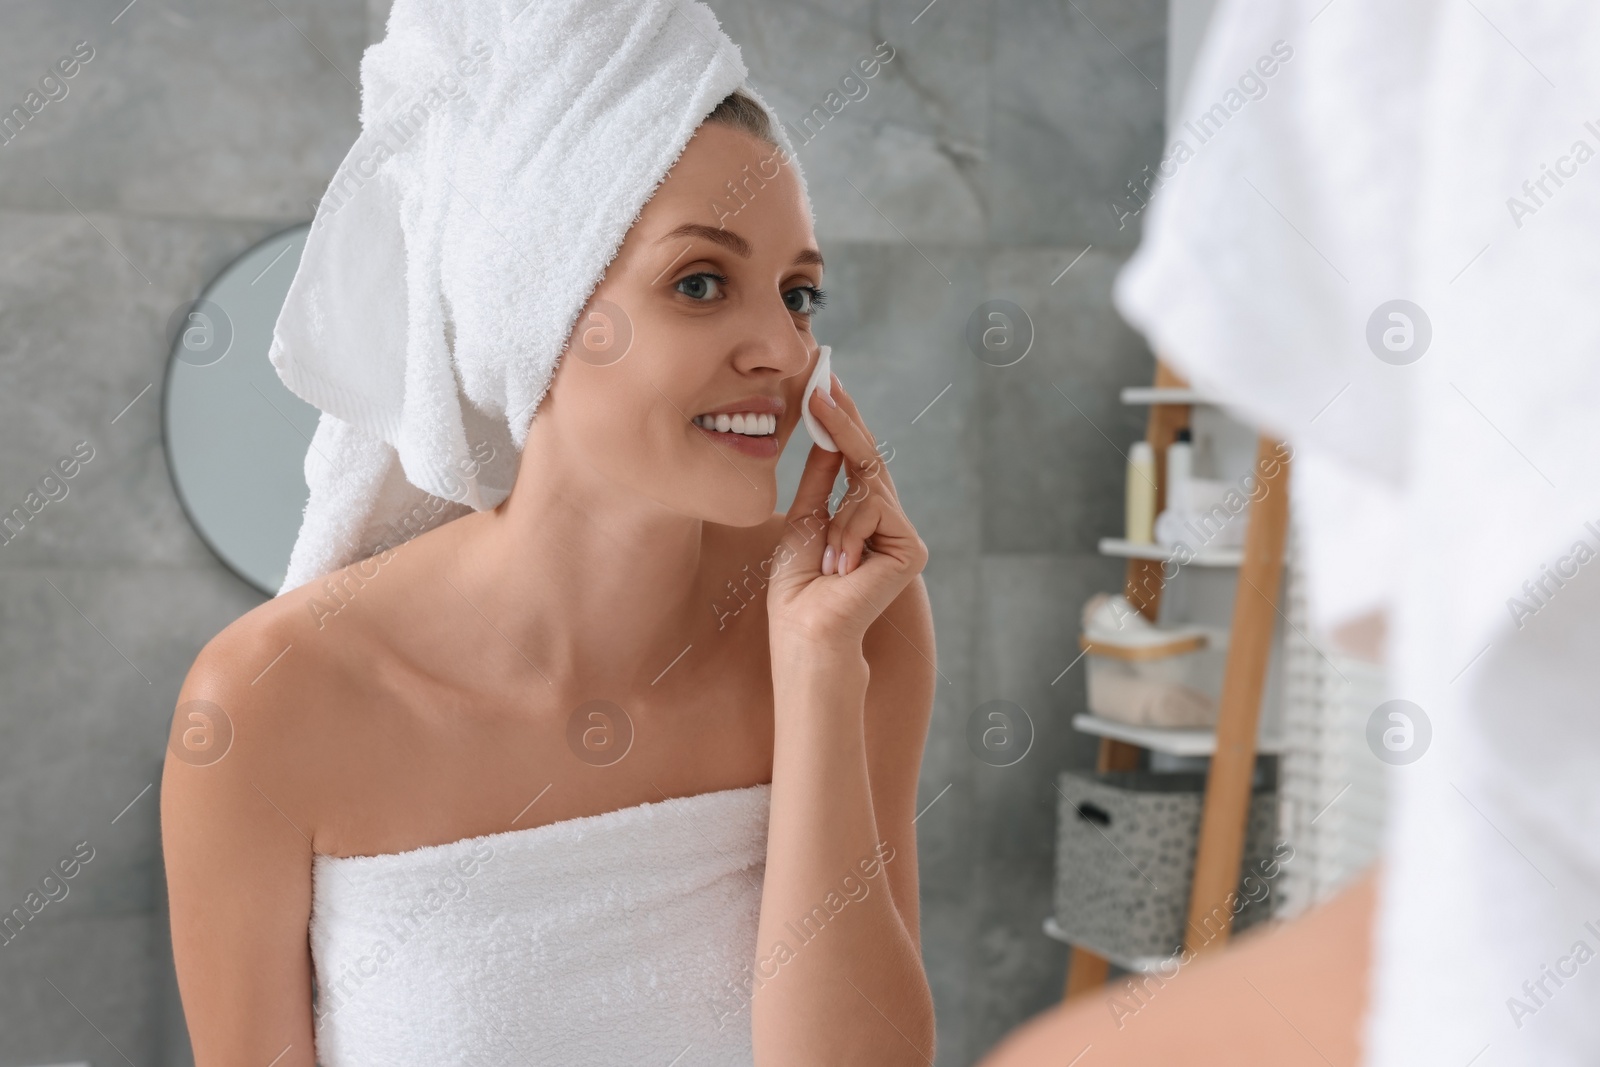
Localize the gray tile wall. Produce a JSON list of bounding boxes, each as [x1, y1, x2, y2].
[[0, 1, 1163, 1063]]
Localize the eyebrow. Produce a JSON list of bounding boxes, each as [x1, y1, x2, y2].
[[657, 222, 824, 269]]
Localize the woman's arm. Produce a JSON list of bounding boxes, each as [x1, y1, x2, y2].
[[859, 573, 935, 952], [753, 370, 937, 1065], [978, 868, 1376, 1066], [161, 626, 319, 1066]]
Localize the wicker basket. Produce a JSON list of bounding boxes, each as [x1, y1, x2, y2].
[[1053, 767, 1281, 966]]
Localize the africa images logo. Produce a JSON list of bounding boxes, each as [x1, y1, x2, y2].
[[1365, 700, 1431, 766]]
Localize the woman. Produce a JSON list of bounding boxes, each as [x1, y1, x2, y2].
[[160, 3, 936, 1063]]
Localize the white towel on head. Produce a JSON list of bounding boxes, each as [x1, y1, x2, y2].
[[269, 0, 810, 594]]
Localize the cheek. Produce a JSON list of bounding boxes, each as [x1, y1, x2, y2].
[[560, 357, 699, 477]]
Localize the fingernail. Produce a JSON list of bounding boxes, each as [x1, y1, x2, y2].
[[839, 550, 850, 576], [821, 544, 836, 575], [823, 373, 839, 407]]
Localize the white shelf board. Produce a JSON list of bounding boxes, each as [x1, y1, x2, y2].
[[1098, 537, 1244, 567], [1072, 714, 1286, 756], [1120, 386, 1217, 405], [1041, 916, 1179, 973]]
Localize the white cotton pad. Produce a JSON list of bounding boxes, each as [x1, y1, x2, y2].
[[801, 344, 839, 451]]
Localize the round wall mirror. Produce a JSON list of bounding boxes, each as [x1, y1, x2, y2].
[[163, 224, 318, 595]]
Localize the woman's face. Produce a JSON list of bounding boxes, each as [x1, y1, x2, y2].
[[539, 121, 824, 527]]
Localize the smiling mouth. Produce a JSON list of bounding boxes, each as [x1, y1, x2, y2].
[[691, 412, 778, 436], [691, 410, 780, 458]]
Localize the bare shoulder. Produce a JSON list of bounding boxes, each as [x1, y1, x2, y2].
[[184, 591, 307, 700], [161, 582, 347, 1062], [181, 582, 334, 713], [168, 571, 385, 786]]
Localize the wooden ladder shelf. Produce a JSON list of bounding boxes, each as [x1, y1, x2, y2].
[[1062, 360, 1291, 999]]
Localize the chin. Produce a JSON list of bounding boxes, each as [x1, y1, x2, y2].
[[700, 480, 779, 527], [634, 445, 779, 526], [673, 422, 788, 526]]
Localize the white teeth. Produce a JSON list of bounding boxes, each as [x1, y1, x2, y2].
[[694, 412, 777, 436]]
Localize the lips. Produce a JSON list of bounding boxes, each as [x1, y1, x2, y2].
[[692, 411, 776, 436], [695, 395, 784, 417], [694, 423, 780, 457], [691, 395, 784, 458]]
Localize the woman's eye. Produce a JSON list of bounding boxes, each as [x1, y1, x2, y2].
[[676, 272, 725, 301], [784, 285, 827, 317]]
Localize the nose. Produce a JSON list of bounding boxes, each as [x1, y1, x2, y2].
[[728, 296, 814, 382]]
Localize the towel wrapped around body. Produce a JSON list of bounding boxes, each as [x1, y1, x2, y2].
[[310, 783, 771, 1066]]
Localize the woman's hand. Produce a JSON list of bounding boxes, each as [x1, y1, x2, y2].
[[766, 367, 928, 655]]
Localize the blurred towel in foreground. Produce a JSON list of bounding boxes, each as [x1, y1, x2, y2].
[[1115, 0, 1600, 1063]]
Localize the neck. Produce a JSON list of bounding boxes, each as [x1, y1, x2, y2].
[[443, 446, 712, 696]]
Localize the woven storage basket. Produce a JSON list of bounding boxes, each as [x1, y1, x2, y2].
[[1053, 767, 1281, 966]]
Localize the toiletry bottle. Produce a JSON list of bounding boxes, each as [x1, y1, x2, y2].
[[1126, 441, 1156, 544], [1166, 427, 1193, 518]]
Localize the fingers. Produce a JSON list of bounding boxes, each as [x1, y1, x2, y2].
[[807, 373, 898, 502], [783, 444, 844, 569], [786, 441, 845, 527], [822, 487, 865, 574], [789, 369, 923, 585], [821, 432, 884, 570], [829, 495, 883, 577], [807, 374, 874, 464], [824, 465, 926, 577], [825, 492, 929, 581], [827, 376, 876, 449]]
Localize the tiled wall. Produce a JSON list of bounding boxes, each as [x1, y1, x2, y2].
[[0, 1, 1163, 1063]]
